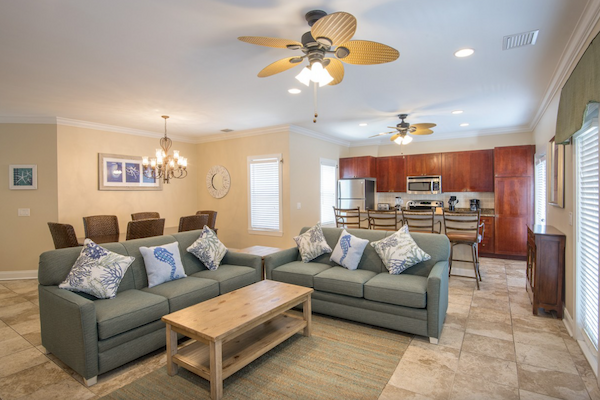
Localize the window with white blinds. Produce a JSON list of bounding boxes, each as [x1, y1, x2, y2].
[[248, 154, 282, 235], [320, 159, 337, 226], [575, 121, 600, 353], [535, 157, 547, 225]]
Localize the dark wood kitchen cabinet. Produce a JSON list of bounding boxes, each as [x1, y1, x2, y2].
[[376, 156, 406, 192], [339, 156, 377, 178], [442, 150, 494, 192], [526, 225, 566, 318], [479, 216, 495, 255], [405, 153, 442, 176]]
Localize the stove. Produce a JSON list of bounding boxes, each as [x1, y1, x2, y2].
[[406, 200, 444, 210]]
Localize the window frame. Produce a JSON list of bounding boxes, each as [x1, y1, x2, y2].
[[320, 158, 338, 227], [247, 153, 283, 236], [534, 154, 547, 226]]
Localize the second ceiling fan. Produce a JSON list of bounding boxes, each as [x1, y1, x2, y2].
[[370, 114, 437, 145]]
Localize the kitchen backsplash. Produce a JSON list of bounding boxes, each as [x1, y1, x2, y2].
[[377, 192, 495, 209]]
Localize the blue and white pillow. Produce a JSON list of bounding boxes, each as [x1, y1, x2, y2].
[[187, 226, 228, 271], [371, 225, 431, 274], [139, 242, 187, 288], [59, 239, 134, 299], [330, 229, 369, 270], [293, 223, 332, 263]]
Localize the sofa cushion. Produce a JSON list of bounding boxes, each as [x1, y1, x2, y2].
[[271, 261, 331, 288], [95, 289, 169, 340], [294, 223, 332, 263], [139, 241, 187, 288], [142, 276, 219, 312], [314, 267, 377, 298], [364, 273, 428, 309], [191, 265, 257, 294], [330, 230, 369, 270]]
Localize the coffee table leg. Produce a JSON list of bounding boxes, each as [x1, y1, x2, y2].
[[210, 339, 223, 400], [303, 295, 312, 337], [166, 324, 179, 376]]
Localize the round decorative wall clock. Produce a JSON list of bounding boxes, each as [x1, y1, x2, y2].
[[206, 165, 231, 199]]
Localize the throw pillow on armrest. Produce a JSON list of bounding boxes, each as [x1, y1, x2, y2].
[[139, 241, 187, 288], [187, 226, 228, 271], [330, 229, 369, 270], [293, 222, 332, 263], [370, 225, 431, 274], [59, 239, 135, 299]]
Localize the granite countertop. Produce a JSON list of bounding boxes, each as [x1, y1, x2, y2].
[[439, 208, 495, 217]]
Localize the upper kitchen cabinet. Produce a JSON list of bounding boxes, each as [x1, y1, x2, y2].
[[406, 153, 442, 176], [339, 156, 377, 179], [494, 145, 535, 177], [376, 156, 406, 192], [442, 150, 494, 192]]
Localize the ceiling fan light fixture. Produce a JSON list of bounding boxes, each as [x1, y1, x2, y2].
[[295, 67, 312, 86], [295, 61, 334, 87], [393, 135, 412, 145]]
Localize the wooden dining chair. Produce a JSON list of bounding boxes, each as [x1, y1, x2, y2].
[[178, 214, 209, 232], [83, 215, 119, 238], [131, 212, 160, 221], [367, 210, 401, 231], [401, 209, 441, 233], [196, 210, 217, 230], [126, 218, 165, 240], [47, 222, 80, 249], [333, 207, 361, 229]]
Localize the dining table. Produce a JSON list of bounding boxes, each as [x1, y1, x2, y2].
[[77, 226, 180, 245]]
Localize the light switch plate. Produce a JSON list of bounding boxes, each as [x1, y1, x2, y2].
[[18, 208, 30, 217]]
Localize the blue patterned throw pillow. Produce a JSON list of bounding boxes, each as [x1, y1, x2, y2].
[[330, 229, 369, 270], [59, 239, 135, 299], [371, 225, 431, 274], [187, 226, 228, 271], [293, 223, 332, 263], [139, 241, 187, 288]]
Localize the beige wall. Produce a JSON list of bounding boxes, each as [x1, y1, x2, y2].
[[0, 124, 58, 274], [57, 125, 199, 237]]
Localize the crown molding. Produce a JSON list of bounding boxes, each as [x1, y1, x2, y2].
[[194, 124, 291, 143], [0, 116, 57, 124], [529, 0, 600, 131], [288, 125, 351, 147]]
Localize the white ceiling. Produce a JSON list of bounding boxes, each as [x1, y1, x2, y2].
[[1, 0, 599, 145]]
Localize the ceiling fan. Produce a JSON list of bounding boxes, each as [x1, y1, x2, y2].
[[238, 10, 399, 87], [370, 114, 436, 145]]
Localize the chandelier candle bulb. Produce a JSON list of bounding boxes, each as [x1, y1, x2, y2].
[[142, 115, 188, 184]]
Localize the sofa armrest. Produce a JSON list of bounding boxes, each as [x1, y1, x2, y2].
[[264, 247, 299, 279], [222, 251, 263, 282], [39, 285, 99, 380], [426, 261, 449, 340]]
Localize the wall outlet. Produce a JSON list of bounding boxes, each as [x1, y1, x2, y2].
[[18, 208, 30, 217], [297, 202, 301, 209]]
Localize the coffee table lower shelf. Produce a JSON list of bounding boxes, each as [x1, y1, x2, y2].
[[172, 313, 306, 381]]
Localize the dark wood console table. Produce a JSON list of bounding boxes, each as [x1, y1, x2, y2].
[[526, 225, 566, 318]]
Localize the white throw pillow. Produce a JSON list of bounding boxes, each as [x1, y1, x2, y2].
[[59, 239, 135, 299], [330, 229, 369, 270], [371, 225, 431, 274], [187, 226, 228, 271], [139, 242, 187, 288], [293, 223, 332, 263]]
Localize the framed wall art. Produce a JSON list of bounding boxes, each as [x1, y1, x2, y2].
[[98, 153, 162, 191], [9, 165, 37, 190], [547, 137, 565, 208]]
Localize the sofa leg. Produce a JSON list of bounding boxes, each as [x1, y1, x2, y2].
[[429, 337, 439, 345], [83, 376, 97, 386]]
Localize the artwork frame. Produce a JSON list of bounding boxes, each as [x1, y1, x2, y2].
[[9, 165, 37, 190], [98, 153, 162, 191], [547, 137, 565, 208]]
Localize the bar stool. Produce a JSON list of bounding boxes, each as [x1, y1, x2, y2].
[[367, 209, 400, 231], [442, 209, 484, 290], [401, 209, 441, 233], [332, 207, 361, 229]]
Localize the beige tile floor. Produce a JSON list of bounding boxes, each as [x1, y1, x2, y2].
[[0, 258, 598, 399]]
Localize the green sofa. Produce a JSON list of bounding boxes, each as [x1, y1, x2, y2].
[[265, 227, 450, 343], [38, 230, 262, 386]]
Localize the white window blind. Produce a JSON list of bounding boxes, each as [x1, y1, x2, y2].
[[320, 159, 337, 226], [248, 154, 282, 235], [576, 123, 600, 351], [535, 157, 547, 225]]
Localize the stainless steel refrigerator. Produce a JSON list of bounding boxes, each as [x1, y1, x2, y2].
[[338, 178, 376, 210]]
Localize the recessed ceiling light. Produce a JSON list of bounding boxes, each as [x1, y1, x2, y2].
[[359, 123, 368, 127], [460, 123, 470, 127], [288, 88, 301, 94], [454, 48, 474, 58], [451, 110, 463, 115]]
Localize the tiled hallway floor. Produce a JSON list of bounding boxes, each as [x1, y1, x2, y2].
[[0, 258, 599, 399]]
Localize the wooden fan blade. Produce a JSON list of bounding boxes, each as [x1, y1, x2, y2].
[[368, 131, 394, 138], [311, 12, 356, 46], [337, 40, 399, 65], [411, 123, 436, 130], [411, 128, 434, 136], [258, 57, 303, 77], [325, 58, 344, 85], [238, 36, 302, 49]]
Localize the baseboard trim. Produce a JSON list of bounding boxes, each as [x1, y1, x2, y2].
[[0, 270, 38, 281], [563, 306, 574, 337]]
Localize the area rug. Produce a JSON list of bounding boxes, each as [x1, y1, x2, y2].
[[100, 313, 411, 400]]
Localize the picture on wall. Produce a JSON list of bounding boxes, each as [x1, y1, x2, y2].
[[9, 165, 37, 190], [98, 153, 162, 191]]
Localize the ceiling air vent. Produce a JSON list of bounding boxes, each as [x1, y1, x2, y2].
[[503, 30, 539, 50], [220, 129, 234, 133]]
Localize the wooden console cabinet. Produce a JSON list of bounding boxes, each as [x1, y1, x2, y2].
[[526, 225, 566, 318]]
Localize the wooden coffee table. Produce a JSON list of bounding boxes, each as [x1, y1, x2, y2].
[[161, 280, 313, 400]]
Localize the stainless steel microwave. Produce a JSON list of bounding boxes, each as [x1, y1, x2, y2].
[[406, 176, 442, 195]]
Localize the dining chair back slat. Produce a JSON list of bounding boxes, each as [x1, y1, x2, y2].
[[179, 214, 209, 232], [83, 215, 119, 238], [48, 222, 79, 249], [126, 218, 165, 240], [131, 212, 160, 221]]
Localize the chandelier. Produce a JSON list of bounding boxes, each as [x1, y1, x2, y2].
[[142, 115, 187, 184]]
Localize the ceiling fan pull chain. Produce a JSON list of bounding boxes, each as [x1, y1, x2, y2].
[[313, 82, 318, 123]]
